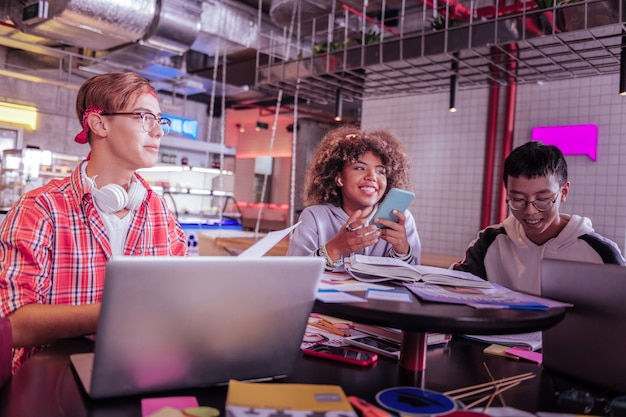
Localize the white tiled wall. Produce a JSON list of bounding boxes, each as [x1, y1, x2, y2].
[[362, 73, 626, 259]]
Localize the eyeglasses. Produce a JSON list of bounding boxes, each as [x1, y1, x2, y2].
[[557, 389, 626, 416], [101, 111, 171, 135], [506, 191, 560, 212]]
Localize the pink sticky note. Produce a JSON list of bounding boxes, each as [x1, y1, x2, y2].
[[532, 124, 598, 161], [141, 397, 199, 417], [505, 347, 542, 364]]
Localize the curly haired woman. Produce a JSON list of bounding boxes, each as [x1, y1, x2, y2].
[[287, 126, 421, 270]]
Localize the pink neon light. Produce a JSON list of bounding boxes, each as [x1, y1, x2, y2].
[[531, 124, 598, 161]]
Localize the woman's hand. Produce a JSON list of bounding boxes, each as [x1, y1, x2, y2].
[[374, 209, 410, 255], [324, 210, 380, 262]]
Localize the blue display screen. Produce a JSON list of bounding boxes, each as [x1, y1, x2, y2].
[[164, 114, 198, 140]]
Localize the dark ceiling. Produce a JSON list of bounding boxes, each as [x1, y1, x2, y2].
[[0, 0, 623, 125], [187, 0, 362, 123]]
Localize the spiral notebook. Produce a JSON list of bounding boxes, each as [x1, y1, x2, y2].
[[70, 256, 323, 399]]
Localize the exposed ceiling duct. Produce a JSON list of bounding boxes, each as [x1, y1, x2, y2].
[[270, 0, 332, 28], [1, 0, 305, 100], [13, 0, 160, 51], [194, 0, 270, 56]]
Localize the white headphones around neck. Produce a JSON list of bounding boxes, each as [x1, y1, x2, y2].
[[87, 176, 146, 214]]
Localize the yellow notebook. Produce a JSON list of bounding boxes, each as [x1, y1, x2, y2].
[[225, 380, 358, 417]]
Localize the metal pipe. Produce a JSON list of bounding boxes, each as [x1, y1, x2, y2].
[[619, 29, 626, 96], [481, 46, 501, 229], [498, 43, 519, 223]]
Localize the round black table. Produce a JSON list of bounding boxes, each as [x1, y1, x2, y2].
[[313, 292, 566, 372], [3, 337, 602, 417]]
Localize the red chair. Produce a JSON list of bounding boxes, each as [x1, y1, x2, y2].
[[0, 317, 11, 388]]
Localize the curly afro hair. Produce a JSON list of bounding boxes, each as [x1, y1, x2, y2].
[[303, 125, 412, 207]]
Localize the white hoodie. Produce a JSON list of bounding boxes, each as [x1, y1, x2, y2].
[[455, 214, 625, 295]]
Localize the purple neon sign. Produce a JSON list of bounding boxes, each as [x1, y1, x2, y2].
[[531, 124, 598, 161]]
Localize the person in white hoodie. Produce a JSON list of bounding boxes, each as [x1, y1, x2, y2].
[[454, 141, 624, 295]]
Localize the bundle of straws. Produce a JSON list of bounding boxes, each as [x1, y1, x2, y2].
[[444, 364, 536, 412]]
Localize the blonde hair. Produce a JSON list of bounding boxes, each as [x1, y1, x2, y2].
[[75, 72, 156, 123]]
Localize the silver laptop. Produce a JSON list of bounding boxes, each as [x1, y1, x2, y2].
[[541, 258, 626, 393], [70, 256, 324, 399]]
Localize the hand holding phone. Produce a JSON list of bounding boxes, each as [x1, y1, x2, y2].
[[302, 344, 378, 366], [370, 188, 415, 229]]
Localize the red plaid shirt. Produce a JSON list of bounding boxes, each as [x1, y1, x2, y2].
[[0, 162, 188, 370]]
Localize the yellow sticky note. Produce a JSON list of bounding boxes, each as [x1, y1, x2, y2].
[[148, 406, 186, 417], [183, 407, 220, 417], [483, 344, 519, 360]]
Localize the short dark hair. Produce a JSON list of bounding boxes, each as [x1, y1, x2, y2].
[[503, 141, 568, 187]]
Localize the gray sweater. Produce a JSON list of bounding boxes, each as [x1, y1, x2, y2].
[[287, 203, 421, 265]]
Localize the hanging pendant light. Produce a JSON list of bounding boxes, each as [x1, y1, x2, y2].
[[334, 88, 343, 121], [449, 52, 460, 112]]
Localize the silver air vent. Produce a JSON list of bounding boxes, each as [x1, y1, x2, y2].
[[93, 0, 202, 71], [2, 0, 303, 98], [15, 0, 157, 51], [144, 0, 201, 55]]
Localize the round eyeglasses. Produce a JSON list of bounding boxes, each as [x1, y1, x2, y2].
[[101, 111, 171, 135], [557, 388, 626, 416], [506, 191, 560, 212]]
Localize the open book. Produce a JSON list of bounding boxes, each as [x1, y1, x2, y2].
[[405, 282, 572, 310], [463, 332, 543, 351], [345, 254, 492, 289]]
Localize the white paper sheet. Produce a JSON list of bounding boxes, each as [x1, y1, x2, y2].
[[238, 222, 301, 258]]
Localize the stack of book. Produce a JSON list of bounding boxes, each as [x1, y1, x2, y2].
[[226, 380, 358, 417], [345, 323, 451, 359]]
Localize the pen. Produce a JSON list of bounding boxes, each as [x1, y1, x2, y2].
[[319, 318, 352, 336], [310, 314, 355, 327], [348, 396, 391, 417], [319, 318, 342, 328], [308, 320, 350, 337]]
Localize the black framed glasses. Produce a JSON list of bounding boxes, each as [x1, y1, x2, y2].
[[557, 388, 626, 416], [101, 111, 171, 135], [506, 191, 560, 212]]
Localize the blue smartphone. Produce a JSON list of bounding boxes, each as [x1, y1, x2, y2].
[[370, 188, 415, 229]]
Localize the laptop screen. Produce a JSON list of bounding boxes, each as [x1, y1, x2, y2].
[[541, 258, 626, 393], [72, 256, 323, 399]]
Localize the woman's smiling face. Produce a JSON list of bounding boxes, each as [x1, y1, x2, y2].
[[336, 151, 387, 218]]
